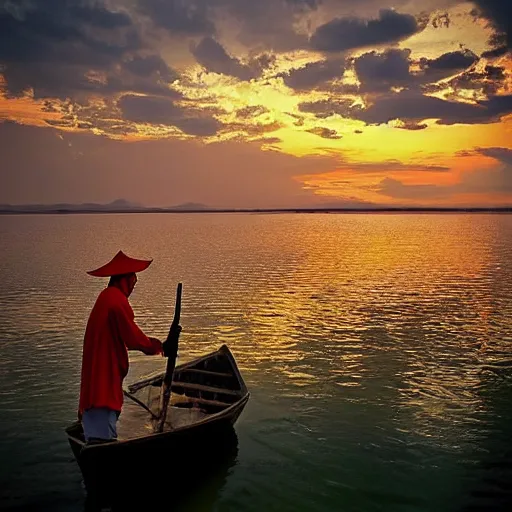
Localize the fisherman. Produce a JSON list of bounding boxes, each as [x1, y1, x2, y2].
[[78, 250, 179, 443]]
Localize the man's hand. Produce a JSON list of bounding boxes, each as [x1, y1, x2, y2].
[[162, 325, 182, 358]]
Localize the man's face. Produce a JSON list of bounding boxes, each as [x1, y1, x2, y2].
[[123, 273, 138, 297]]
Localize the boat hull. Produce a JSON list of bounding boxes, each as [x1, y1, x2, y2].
[[66, 345, 249, 496]]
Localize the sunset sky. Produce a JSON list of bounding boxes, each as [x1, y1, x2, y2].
[[1, 0, 511, 208]]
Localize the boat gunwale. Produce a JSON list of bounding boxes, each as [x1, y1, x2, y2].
[[67, 393, 250, 451], [127, 344, 247, 395], [66, 345, 249, 451]]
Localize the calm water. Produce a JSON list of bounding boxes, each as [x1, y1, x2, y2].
[[0, 213, 511, 512]]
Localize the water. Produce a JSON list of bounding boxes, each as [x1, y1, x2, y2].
[[0, 213, 511, 511]]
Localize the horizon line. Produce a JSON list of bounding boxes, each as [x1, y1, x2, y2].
[[1, 207, 512, 215]]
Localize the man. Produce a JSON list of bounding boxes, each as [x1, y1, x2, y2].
[[79, 250, 178, 443]]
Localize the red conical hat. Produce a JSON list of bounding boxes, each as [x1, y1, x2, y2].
[[87, 250, 153, 277]]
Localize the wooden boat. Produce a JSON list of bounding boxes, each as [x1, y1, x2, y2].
[[65, 344, 249, 493]]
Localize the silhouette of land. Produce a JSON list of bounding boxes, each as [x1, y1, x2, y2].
[[0, 200, 510, 214]]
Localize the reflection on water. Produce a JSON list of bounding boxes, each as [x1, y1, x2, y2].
[[84, 427, 239, 512], [0, 213, 511, 511]]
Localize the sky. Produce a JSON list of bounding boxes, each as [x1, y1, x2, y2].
[[1, 0, 511, 209]]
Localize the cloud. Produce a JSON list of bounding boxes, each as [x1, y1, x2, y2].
[[118, 94, 221, 135], [352, 48, 478, 94], [421, 50, 478, 72], [346, 160, 450, 173], [441, 65, 507, 97], [353, 90, 512, 126], [471, 0, 512, 54], [354, 49, 411, 92], [306, 127, 342, 139], [122, 54, 177, 82], [281, 59, 345, 90], [419, 50, 478, 81], [222, 120, 283, 137], [475, 147, 512, 166], [298, 98, 356, 118], [137, 0, 215, 36], [235, 105, 269, 119], [0, 0, 187, 102], [191, 37, 255, 80], [393, 120, 428, 130], [251, 136, 282, 145], [217, 0, 310, 53], [310, 9, 422, 53]]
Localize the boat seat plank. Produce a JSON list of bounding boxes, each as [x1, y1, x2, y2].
[[179, 368, 233, 378], [174, 397, 233, 408], [171, 381, 240, 396]]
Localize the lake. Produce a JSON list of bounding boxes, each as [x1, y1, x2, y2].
[[0, 212, 511, 511]]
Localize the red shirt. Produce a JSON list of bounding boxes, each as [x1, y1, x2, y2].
[[79, 286, 162, 416]]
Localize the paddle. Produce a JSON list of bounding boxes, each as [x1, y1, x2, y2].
[[156, 282, 182, 433]]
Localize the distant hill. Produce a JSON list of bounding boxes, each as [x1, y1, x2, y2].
[[0, 200, 214, 213], [0, 199, 144, 213]]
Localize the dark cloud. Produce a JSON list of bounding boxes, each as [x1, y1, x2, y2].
[[250, 136, 282, 145], [285, 112, 305, 126], [421, 50, 478, 71], [173, 116, 222, 136], [443, 65, 507, 96], [281, 59, 345, 90], [236, 105, 269, 119], [248, 52, 277, 75], [118, 94, 182, 124], [301, 87, 512, 127], [346, 160, 450, 173], [298, 98, 357, 118], [352, 49, 478, 94], [285, 0, 319, 10], [476, 147, 512, 166], [481, 46, 508, 59], [0, 3, 136, 65], [122, 54, 177, 82], [395, 120, 428, 130], [118, 94, 221, 135], [219, 0, 309, 52], [353, 91, 512, 126], [137, 0, 214, 36], [222, 120, 283, 137], [191, 37, 255, 80], [472, 0, 512, 54], [310, 9, 421, 53], [354, 49, 411, 92], [0, 0, 182, 100], [306, 127, 342, 139]]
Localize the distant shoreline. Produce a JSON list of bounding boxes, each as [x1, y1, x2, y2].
[[1, 207, 511, 215]]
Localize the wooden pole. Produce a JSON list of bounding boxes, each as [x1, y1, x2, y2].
[[156, 282, 182, 433]]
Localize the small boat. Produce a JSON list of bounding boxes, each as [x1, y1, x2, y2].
[[65, 344, 249, 492]]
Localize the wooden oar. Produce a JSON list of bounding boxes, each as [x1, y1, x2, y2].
[[156, 282, 182, 433]]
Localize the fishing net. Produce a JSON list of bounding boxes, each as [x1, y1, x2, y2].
[[117, 380, 209, 439]]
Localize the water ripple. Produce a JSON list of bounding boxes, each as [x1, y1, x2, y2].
[[0, 213, 511, 511]]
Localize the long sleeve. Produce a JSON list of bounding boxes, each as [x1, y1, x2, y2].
[[108, 302, 163, 355], [80, 286, 163, 415]]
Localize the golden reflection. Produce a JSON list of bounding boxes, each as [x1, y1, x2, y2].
[[208, 213, 510, 433]]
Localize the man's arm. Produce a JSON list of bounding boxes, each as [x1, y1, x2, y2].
[[108, 307, 163, 355]]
